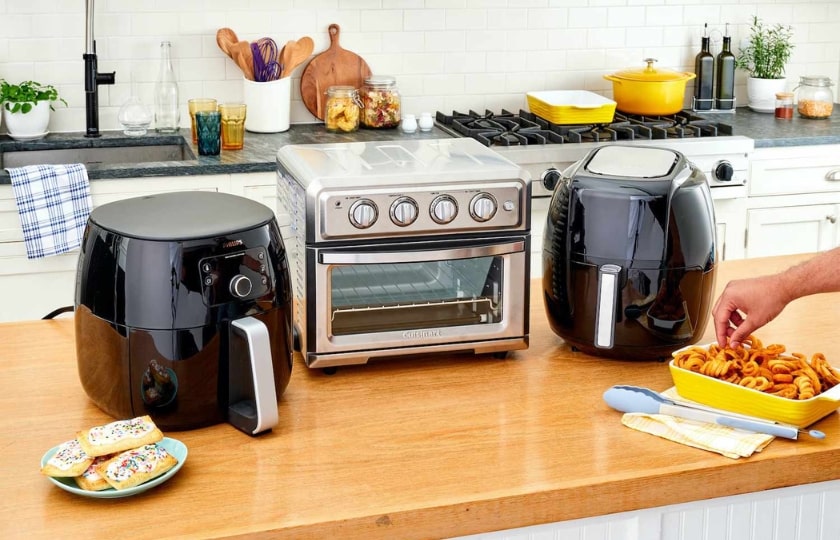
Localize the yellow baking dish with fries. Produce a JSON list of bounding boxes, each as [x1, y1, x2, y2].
[[669, 336, 840, 428]]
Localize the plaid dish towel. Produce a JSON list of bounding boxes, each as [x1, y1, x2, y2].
[[621, 412, 775, 459], [7, 163, 91, 259]]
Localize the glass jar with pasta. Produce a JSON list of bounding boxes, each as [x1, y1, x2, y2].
[[360, 75, 401, 129], [794, 75, 834, 119], [325, 86, 361, 133]]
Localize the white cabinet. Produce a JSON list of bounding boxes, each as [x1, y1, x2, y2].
[[745, 144, 840, 258], [0, 173, 274, 323]]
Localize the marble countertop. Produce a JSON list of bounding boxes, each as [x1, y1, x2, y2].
[[1, 105, 837, 185]]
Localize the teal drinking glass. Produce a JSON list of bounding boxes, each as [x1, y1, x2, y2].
[[195, 110, 221, 156]]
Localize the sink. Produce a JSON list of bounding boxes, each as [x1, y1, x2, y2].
[[0, 141, 196, 168]]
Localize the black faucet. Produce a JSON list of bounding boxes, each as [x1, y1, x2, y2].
[[84, 0, 115, 138]]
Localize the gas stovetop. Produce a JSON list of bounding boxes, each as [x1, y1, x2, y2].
[[434, 109, 735, 147]]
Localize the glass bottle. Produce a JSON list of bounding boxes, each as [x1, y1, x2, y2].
[[715, 23, 736, 110], [324, 86, 361, 133], [154, 41, 180, 133], [360, 75, 401, 128], [794, 76, 835, 119], [693, 23, 714, 111]]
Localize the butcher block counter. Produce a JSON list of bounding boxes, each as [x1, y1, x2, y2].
[[4, 253, 840, 540]]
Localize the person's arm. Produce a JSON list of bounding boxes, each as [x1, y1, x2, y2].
[[712, 248, 840, 347]]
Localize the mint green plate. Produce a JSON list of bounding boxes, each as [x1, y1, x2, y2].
[[40, 437, 187, 499]]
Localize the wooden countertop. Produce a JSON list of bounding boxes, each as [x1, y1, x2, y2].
[[5, 254, 840, 540]]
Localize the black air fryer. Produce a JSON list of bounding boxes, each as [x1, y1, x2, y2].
[[75, 191, 293, 435], [542, 145, 716, 360]]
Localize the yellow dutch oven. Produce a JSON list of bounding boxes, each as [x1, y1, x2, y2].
[[604, 58, 696, 116]]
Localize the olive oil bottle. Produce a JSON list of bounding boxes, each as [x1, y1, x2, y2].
[[693, 23, 714, 110], [715, 23, 736, 110]]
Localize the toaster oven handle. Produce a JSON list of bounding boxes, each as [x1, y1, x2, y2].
[[594, 264, 621, 349], [320, 241, 525, 264]]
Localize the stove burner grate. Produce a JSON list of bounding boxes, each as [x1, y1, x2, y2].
[[435, 108, 733, 146]]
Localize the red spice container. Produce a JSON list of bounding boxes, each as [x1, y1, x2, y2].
[[775, 92, 794, 119]]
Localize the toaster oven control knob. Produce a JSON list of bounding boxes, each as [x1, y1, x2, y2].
[[713, 160, 734, 182], [349, 199, 378, 229], [470, 193, 497, 222], [390, 197, 418, 226], [229, 274, 253, 298], [431, 195, 458, 224]]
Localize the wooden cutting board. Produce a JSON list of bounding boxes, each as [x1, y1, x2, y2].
[[300, 23, 372, 120]]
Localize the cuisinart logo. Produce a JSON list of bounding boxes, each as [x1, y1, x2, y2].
[[403, 329, 442, 339]]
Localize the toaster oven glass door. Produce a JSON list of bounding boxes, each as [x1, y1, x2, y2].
[[310, 236, 528, 352]]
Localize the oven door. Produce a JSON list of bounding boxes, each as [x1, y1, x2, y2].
[[306, 235, 529, 366]]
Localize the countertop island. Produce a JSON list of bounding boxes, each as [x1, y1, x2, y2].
[[4, 253, 840, 540]]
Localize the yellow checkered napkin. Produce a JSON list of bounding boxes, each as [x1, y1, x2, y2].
[[621, 412, 775, 459]]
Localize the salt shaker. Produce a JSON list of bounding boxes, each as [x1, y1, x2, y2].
[[401, 114, 417, 133], [418, 112, 434, 132]]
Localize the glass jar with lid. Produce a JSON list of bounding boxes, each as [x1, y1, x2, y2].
[[325, 86, 361, 133], [794, 76, 834, 119], [360, 75, 401, 129]]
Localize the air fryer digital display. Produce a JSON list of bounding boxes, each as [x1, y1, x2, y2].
[[199, 247, 271, 306]]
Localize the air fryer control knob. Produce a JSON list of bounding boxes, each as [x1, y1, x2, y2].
[[349, 199, 378, 229], [431, 195, 458, 224], [229, 274, 253, 298], [390, 197, 418, 226], [713, 160, 734, 182], [470, 193, 497, 222], [541, 167, 562, 191]]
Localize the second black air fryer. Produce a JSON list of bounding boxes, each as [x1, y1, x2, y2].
[[542, 145, 717, 360]]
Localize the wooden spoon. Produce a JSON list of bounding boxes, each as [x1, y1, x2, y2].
[[215, 27, 238, 59], [232, 40, 255, 81], [280, 36, 315, 78]]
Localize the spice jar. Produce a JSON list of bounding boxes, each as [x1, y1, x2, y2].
[[774, 92, 794, 120], [325, 86, 361, 133], [360, 75, 401, 129], [794, 76, 834, 119]]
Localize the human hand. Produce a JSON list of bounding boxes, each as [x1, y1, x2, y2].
[[711, 275, 789, 348]]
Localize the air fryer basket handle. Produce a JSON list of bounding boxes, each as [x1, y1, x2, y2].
[[594, 264, 621, 349], [229, 317, 279, 436]]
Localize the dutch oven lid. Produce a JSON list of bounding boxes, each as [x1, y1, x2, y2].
[[608, 58, 695, 82], [584, 145, 679, 178], [89, 191, 275, 241]]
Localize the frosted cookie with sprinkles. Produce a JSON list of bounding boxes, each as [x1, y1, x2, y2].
[[40, 438, 93, 478], [74, 454, 114, 491], [77, 415, 163, 458], [96, 443, 178, 490]]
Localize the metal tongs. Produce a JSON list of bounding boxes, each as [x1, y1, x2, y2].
[[603, 385, 826, 440]]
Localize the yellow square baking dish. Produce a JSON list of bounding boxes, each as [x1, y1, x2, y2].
[[526, 90, 617, 124], [668, 344, 840, 428]]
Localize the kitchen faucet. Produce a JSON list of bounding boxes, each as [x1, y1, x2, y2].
[[83, 0, 115, 137]]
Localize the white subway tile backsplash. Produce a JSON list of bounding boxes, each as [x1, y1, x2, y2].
[[0, 2, 836, 134]]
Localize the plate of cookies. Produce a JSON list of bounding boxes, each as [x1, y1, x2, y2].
[[39, 415, 187, 499]]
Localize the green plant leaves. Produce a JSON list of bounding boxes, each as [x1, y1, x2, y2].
[[0, 79, 67, 114], [734, 16, 794, 79]]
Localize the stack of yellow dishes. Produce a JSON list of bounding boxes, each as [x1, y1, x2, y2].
[[526, 90, 616, 124]]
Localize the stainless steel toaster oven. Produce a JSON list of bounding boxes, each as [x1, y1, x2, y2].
[[276, 138, 531, 368]]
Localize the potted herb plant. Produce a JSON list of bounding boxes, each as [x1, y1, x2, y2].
[[0, 80, 68, 139], [734, 16, 795, 113]]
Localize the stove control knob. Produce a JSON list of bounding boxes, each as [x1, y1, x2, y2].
[[541, 167, 562, 191], [431, 195, 458, 224], [713, 160, 734, 182], [470, 193, 497, 222], [349, 199, 378, 229], [229, 274, 253, 298], [390, 197, 418, 227]]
